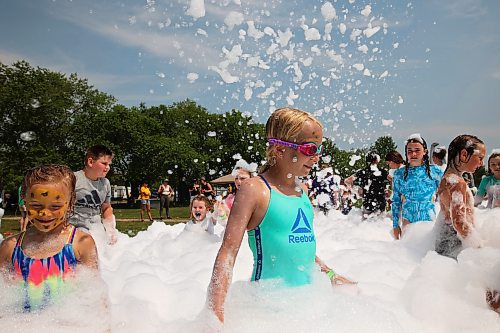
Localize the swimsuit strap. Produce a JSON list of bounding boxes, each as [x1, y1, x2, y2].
[[258, 175, 271, 191], [16, 231, 27, 247], [67, 225, 77, 244]]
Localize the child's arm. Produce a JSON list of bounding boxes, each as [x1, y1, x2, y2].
[[473, 177, 488, 207], [391, 174, 403, 239], [211, 201, 230, 226], [101, 202, 118, 245], [315, 256, 356, 285], [207, 179, 261, 323], [74, 230, 99, 269], [449, 181, 471, 239], [101, 202, 113, 220], [0, 236, 17, 275]]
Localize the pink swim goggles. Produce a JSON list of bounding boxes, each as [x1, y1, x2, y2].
[[268, 138, 323, 157]]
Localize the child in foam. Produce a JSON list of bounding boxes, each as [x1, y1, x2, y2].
[[184, 195, 217, 234], [224, 159, 257, 211], [385, 150, 405, 183], [70, 145, 118, 245], [207, 107, 355, 324], [434, 135, 486, 258], [0, 164, 98, 311], [431, 145, 447, 172], [345, 152, 389, 218], [474, 150, 500, 209], [391, 134, 443, 240], [433, 135, 499, 314]]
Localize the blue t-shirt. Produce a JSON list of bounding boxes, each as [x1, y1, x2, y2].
[[391, 165, 443, 228]]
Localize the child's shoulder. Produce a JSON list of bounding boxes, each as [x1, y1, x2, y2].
[[393, 167, 405, 177], [241, 176, 268, 190], [0, 233, 21, 262], [442, 173, 467, 188], [430, 164, 444, 176], [479, 175, 495, 183], [73, 229, 96, 248], [0, 233, 20, 249]]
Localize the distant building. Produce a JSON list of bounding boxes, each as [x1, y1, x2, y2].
[[111, 185, 130, 200]]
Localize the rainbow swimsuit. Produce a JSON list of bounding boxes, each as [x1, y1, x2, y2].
[[12, 226, 78, 311]]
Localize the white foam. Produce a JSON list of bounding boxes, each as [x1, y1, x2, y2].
[[1, 210, 499, 331]]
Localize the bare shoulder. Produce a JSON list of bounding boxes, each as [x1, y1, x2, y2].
[[72, 229, 97, 258], [238, 176, 269, 197], [72, 229, 98, 268], [73, 229, 97, 249], [443, 173, 467, 191], [0, 234, 20, 267]]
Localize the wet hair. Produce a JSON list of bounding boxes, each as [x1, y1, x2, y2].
[[432, 148, 447, 162], [260, 107, 322, 173], [189, 195, 212, 218], [385, 151, 404, 165], [403, 136, 431, 180], [365, 152, 380, 165], [446, 135, 484, 173], [85, 144, 114, 165], [486, 152, 500, 175], [21, 164, 77, 215]]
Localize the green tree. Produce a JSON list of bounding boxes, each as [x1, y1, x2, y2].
[[0, 61, 115, 192], [370, 136, 398, 167]]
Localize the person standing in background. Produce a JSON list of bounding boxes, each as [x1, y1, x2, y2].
[[157, 179, 173, 219], [189, 179, 201, 202], [18, 185, 28, 232], [200, 177, 215, 200], [139, 181, 153, 222]]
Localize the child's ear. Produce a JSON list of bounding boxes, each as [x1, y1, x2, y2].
[[459, 148, 469, 162]]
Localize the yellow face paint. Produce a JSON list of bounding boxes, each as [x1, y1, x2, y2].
[[26, 183, 70, 232]]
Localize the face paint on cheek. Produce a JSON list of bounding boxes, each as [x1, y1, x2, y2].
[[27, 187, 70, 232]]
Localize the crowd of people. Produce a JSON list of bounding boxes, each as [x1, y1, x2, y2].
[[0, 107, 498, 324]]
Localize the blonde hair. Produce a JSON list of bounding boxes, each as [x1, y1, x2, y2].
[[21, 164, 77, 215], [260, 107, 322, 173]]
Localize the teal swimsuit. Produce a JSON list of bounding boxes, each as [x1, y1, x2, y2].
[[247, 176, 316, 286]]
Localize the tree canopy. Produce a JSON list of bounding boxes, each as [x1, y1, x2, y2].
[[0, 61, 402, 202]]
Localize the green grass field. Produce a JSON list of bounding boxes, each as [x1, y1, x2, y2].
[[0, 206, 191, 237]]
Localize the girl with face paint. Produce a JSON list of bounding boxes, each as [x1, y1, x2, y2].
[[0, 165, 98, 310]]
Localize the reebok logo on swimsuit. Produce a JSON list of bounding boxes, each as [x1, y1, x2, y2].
[[288, 208, 315, 243]]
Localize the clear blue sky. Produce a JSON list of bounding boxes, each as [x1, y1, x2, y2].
[[1, 0, 499, 153]]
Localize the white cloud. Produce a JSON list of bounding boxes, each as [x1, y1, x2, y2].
[[492, 70, 500, 80], [436, 0, 487, 19], [46, 2, 221, 71]]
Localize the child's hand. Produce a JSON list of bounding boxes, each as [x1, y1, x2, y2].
[[330, 273, 357, 286], [102, 215, 118, 245]]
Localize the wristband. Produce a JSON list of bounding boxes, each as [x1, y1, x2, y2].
[[326, 270, 336, 279]]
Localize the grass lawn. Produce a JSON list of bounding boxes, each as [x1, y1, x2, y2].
[[0, 206, 191, 237]]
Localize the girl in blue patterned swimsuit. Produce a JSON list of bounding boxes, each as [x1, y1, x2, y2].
[[391, 134, 443, 239]]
